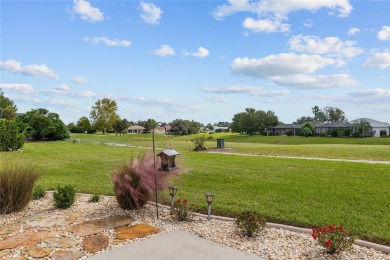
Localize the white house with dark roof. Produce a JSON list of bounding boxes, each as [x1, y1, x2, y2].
[[127, 125, 145, 134], [349, 118, 390, 137]]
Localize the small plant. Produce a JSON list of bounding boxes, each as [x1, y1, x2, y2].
[[112, 152, 178, 210], [0, 162, 41, 214], [89, 194, 100, 203], [312, 225, 354, 254], [32, 185, 46, 200], [171, 197, 189, 221], [235, 210, 266, 237], [53, 185, 76, 209], [191, 135, 207, 150]]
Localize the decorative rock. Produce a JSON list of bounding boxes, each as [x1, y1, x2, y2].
[[68, 215, 133, 237], [42, 237, 79, 248], [0, 230, 57, 250], [66, 213, 81, 225], [51, 250, 84, 260], [28, 215, 67, 228], [83, 234, 109, 253], [17, 213, 48, 223], [0, 223, 20, 236], [0, 249, 12, 257], [115, 223, 160, 240], [22, 247, 52, 258]]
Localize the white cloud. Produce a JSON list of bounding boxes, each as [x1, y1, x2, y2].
[[72, 76, 90, 84], [1, 59, 59, 80], [72, 0, 104, 22], [303, 19, 313, 27], [289, 35, 363, 58], [0, 83, 34, 94], [363, 51, 390, 69], [56, 84, 70, 91], [205, 95, 228, 103], [377, 26, 390, 41], [243, 18, 290, 33], [231, 53, 358, 88], [140, 1, 163, 25], [231, 53, 341, 78], [347, 27, 360, 36], [318, 88, 390, 104], [349, 88, 390, 98], [153, 45, 175, 56], [83, 37, 131, 47], [272, 74, 358, 88], [201, 86, 290, 96], [41, 89, 96, 98], [213, 0, 353, 19], [183, 47, 210, 58]]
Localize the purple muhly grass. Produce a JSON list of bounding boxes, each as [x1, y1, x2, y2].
[[112, 152, 179, 210]]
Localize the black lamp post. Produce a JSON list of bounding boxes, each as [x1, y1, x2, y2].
[[205, 192, 214, 221], [152, 121, 164, 219], [168, 185, 179, 208]]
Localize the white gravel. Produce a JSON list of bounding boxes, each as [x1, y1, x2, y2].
[[0, 193, 389, 259]]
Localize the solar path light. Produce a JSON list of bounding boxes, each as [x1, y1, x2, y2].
[[205, 192, 214, 221]]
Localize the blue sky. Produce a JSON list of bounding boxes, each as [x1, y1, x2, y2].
[[1, 0, 389, 125]]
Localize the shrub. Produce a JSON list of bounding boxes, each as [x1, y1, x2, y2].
[[89, 194, 100, 203], [172, 197, 189, 221], [32, 185, 46, 200], [191, 135, 207, 150], [112, 152, 178, 210], [312, 225, 354, 254], [0, 162, 41, 214], [0, 119, 25, 151], [53, 185, 76, 209], [380, 130, 387, 137], [235, 210, 266, 237]]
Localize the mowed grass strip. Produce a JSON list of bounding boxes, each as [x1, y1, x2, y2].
[[175, 152, 390, 245]]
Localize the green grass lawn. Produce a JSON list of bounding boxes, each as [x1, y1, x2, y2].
[[1, 134, 390, 245]]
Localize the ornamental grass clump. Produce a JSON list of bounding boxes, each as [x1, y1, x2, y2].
[[0, 161, 41, 214], [112, 152, 178, 210], [312, 225, 354, 254], [235, 210, 266, 237], [172, 198, 190, 221]]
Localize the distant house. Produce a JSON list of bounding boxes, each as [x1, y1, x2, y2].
[[127, 125, 145, 134], [155, 125, 172, 134], [270, 124, 301, 136], [349, 118, 390, 137], [315, 122, 351, 135], [213, 126, 230, 133]]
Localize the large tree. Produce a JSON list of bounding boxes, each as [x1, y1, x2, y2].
[[17, 108, 69, 141], [231, 108, 278, 135], [352, 119, 372, 138], [0, 89, 17, 119], [323, 106, 347, 122], [169, 119, 201, 135], [76, 116, 92, 133], [90, 98, 119, 134]]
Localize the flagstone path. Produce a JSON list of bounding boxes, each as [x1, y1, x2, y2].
[[0, 194, 161, 259]]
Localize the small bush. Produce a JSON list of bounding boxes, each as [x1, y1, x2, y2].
[[235, 210, 266, 237], [89, 194, 100, 203], [0, 162, 41, 214], [32, 185, 46, 200], [171, 197, 189, 221], [112, 152, 178, 210], [312, 225, 354, 254], [53, 185, 76, 209], [191, 135, 207, 150]]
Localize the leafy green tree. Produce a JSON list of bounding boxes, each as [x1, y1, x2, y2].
[[312, 105, 320, 120], [113, 119, 128, 136], [17, 108, 69, 141], [215, 121, 230, 127], [301, 127, 312, 137], [0, 119, 25, 151], [0, 89, 17, 119], [323, 106, 347, 122], [352, 119, 372, 138], [294, 116, 314, 124], [231, 108, 278, 135], [170, 119, 201, 135], [76, 116, 92, 133], [206, 123, 214, 131], [90, 98, 119, 134]]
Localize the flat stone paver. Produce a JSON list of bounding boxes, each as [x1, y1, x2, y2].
[[83, 234, 109, 253], [115, 223, 160, 240], [52, 250, 84, 260], [22, 247, 52, 258], [0, 230, 57, 250], [43, 237, 79, 248]]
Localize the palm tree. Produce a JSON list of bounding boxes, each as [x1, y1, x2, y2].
[[352, 119, 372, 138]]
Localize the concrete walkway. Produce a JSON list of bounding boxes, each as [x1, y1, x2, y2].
[[88, 230, 260, 260]]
